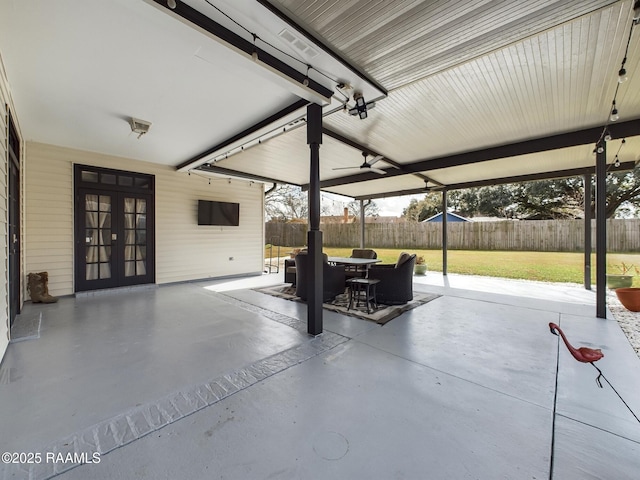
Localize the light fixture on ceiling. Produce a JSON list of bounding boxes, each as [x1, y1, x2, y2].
[[348, 92, 375, 120], [167, 0, 177, 10], [634, 0, 640, 23], [129, 117, 152, 139], [604, 129, 612, 141], [610, 101, 619, 122], [618, 66, 628, 83], [614, 138, 626, 167], [251, 34, 258, 62]]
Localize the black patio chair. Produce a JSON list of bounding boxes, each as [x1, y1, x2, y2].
[[294, 251, 346, 302], [367, 252, 416, 305], [345, 248, 378, 279]]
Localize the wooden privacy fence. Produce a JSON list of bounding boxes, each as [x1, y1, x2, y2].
[[266, 219, 640, 252]]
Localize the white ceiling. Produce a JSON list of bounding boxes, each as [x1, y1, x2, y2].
[[1, 0, 639, 199]]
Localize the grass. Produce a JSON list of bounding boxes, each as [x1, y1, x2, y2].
[[272, 246, 640, 287]]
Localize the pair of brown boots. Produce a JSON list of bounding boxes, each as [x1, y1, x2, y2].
[[27, 272, 58, 303]]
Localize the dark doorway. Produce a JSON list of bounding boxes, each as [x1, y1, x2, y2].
[[8, 113, 20, 326], [74, 165, 155, 292]]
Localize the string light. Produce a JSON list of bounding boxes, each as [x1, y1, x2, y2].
[[610, 101, 619, 122], [618, 65, 628, 83], [594, 6, 638, 153]]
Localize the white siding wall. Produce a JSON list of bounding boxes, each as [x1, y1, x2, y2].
[[25, 142, 265, 296]]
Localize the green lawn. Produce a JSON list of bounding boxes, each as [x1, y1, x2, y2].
[[277, 247, 640, 287]]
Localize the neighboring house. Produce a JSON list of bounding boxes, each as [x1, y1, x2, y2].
[[423, 212, 471, 223]]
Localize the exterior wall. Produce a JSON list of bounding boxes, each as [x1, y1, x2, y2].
[[25, 142, 265, 296]]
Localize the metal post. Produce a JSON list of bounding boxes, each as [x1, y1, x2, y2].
[[583, 173, 592, 290], [442, 190, 448, 276], [595, 143, 607, 318], [359, 200, 365, 248], [307, 103, 323, 335]]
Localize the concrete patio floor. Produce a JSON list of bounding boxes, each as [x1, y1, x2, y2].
[[1, 272, 639, 479]]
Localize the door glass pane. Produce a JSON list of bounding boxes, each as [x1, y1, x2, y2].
[[119, 176, 133, 187], [85, 193, 113, 281], [99, 246, 111, 262], [135, 177, 150, 189], [85, 194, 98, 211], [122, 197, 148, 277], [101, 173, 116, 184], [99, 212, 111, 229], [124, 213, 134, 228], [99, 196, 111, 212], [82, 171, 98, 183], [124, 198, 135, 213], [86, 264, 98, 280], [86, 246, 98, 263], [136, 260, 146, 275], [136, 231, 146, 245], [86, 212, 98, 228], [125, 261, 135, 277], [100, 263, 111, 279]]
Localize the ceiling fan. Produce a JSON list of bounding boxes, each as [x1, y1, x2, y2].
[[333, 152, 387, 175]]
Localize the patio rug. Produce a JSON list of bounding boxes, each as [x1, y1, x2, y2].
[[255, 284, 440, 325]]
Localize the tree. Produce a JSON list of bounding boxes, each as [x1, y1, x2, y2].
[[512, 179, 584, 219], [346, 199, 380, 219], [402, 193, 443, 222], [601, 167, 640, 218], [265, 184, 308, 222]]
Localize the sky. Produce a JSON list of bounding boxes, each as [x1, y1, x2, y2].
[[321, 192, 425, 217]]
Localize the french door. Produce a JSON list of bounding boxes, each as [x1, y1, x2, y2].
[[8, 112, 20, 326], [74, 166, 155, 292]]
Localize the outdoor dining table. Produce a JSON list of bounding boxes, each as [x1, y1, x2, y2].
[[326, 257, 381, 268]]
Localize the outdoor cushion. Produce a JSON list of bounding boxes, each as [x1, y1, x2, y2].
[[396, 252, 413, 268]]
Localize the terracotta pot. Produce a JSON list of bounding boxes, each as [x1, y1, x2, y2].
[[615, 287, 640, 312]]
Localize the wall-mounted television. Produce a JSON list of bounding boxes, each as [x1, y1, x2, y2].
[[198, 200, 240, 226]]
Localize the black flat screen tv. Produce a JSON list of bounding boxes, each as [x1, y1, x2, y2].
[[198, 200, 240, 226]]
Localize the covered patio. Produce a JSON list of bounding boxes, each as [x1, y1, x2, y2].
[[2, 274, 639, 479], [1, 1, 640, 477]]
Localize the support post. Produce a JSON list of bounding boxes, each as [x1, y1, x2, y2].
[[595, 143, 607, 318], [583, 173, 592, 290], [307, 103, 323, 335], [359, 200, 365, 248], [442, 190, 448, 276]]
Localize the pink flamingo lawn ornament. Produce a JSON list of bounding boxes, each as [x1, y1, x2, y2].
[[549, 322, 639, 423]]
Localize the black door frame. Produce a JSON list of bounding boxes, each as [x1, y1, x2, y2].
[[8, 111, 21, 326], [74, 165, 155, 292]]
